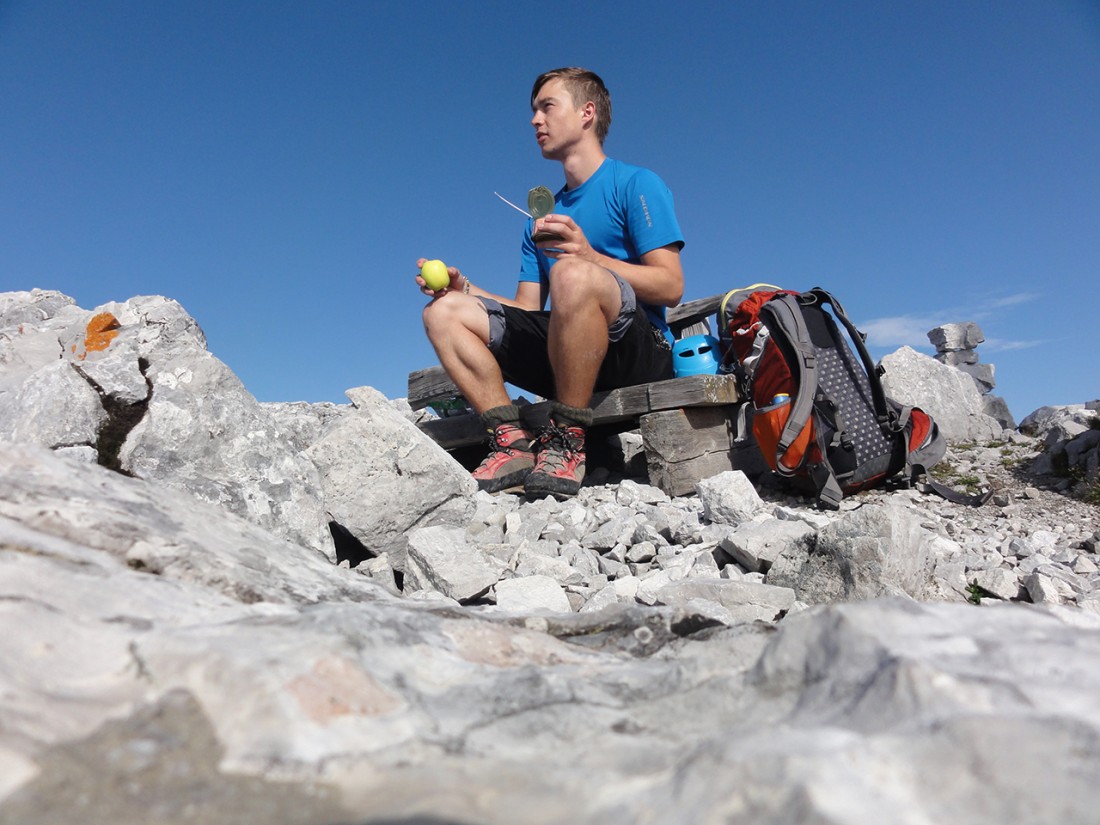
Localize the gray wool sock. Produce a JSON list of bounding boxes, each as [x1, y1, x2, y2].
[[549, 401, 593, 429], [480, 404, 522, 432]]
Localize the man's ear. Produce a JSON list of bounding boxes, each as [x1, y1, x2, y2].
[[580, 100, 597, 129]]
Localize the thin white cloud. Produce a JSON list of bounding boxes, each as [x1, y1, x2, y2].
[[971, 292, 1040, 321], [982, 336, 1047, 352], [860, 291, 1040, 351], [860, 314, 942, 349], [985, 292, 1038, 310]]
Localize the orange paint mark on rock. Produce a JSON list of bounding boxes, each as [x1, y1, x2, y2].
[[80, 313, 121, 359], [287, 655, 404, 724]]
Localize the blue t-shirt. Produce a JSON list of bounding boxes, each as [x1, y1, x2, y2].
[[518, 157, 684, 337]]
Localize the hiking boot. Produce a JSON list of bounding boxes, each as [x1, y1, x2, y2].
[[525, 423, 586, 499], [471, 423, 535, 493]]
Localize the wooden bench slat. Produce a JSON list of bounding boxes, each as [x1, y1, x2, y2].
[[417, 373, 740, 450], [407, 366, 460, 409]]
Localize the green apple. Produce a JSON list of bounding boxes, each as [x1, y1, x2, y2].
[[420, 259, 450, 291]]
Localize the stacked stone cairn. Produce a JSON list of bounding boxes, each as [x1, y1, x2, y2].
[[927, 320, 1015, 429]]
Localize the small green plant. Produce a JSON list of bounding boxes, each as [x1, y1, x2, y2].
[[956, 474, 983, 494], [966, 580, 991, 605], [1083, 483, 1100, 506], [930, 462, 957, 481]]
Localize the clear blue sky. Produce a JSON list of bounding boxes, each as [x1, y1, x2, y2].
[[3, 1, 1098, 421]]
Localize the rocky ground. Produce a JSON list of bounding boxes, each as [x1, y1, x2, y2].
[[2, 289, 1099, 825], [349, 426, 1099, 620]]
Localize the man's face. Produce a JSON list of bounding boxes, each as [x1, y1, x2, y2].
[[530, 78, 587, 159]]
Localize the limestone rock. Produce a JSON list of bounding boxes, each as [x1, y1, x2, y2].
[[1, 292, 331, 555], [654, 578, 796, 623], [7, 289, 1100, 824], [767, 502, 943, 603], [405, 525, 506, 601], [1020, 404, 1096, 447], [3, 360, 107, 449], [927, 321, 984, 351], [696, 470, 766, 525], [982, 394, 1017, 430], [719, 518, 816, 573], [0, 442, 385, 607], [260, 399, 350, 452], [971, 567, 1023, 601], [305, 387, 476, 566], [495, 575, 573, 613], [956, 361, 995, 394], [880, 346, 1002, 442], [119, 341, 330, 556]]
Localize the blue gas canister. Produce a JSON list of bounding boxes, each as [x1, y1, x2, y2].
[[671, 334, 720, 377]]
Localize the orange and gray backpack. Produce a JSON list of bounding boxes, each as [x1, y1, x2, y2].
[[718, 285, 986, 509]]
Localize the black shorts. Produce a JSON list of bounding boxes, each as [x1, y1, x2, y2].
[[480, 296, 673, 401]]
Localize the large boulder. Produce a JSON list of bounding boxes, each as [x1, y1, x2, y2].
[[1022, 403, 1100, 483], [1019, 403, 1097, 447], [1, 360, 107, 450], [0, 442, 382, 606], [103, 297, 330, 555], [880, 346, 1002, 442], [0, 291, 101, 449], [304, 386, 477, 567], [767, 501, 952, 603], [0, 291, 333, 555]]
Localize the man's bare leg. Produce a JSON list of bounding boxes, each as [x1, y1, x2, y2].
[[423, 292, 535, 492], [525, 259, 621, 499], [545, 258, 622, 408], [422, 292, 511, 414]]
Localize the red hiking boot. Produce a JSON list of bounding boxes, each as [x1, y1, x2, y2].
[[471, 423, 535, 493], [524, 423, 586, 499]]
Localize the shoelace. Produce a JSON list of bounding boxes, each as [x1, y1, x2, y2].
[[535, 425, 583, 471], [488, 426, 528, 456]]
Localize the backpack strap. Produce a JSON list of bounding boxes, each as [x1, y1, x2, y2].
[[758, 294, 818, 468], [918, 476, 995, 506]]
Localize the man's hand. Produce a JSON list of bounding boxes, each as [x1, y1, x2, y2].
[[533, 215, 595, 262], [415, 257, 465, 297]]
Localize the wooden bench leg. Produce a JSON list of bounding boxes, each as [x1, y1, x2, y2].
[[640, 405, 768, 497]]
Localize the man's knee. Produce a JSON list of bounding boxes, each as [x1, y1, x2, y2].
[[422, 293, 490, 347], [549, 259, 623, 327], [549, 257, 602, 291], [549, 258, 618, 305], [423, 292, 463, 338]]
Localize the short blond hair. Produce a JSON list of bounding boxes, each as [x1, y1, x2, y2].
[[531, 67, 612, 145]]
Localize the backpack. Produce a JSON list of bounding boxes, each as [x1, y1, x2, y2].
[[717, 285, 986, 509]]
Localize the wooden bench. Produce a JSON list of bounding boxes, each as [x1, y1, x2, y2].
[[407, 294, 767, 496]]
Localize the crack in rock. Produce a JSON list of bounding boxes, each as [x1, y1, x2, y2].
[[73, 357, 153, 476]]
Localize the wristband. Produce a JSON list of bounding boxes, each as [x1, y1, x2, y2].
[[463, 277, 471, 294]]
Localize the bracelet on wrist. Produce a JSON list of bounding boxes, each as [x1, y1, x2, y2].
[[462, 277, 471, 294]]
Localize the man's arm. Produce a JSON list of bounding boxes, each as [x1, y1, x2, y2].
[[417, 258, 544, 311], [598, 243, 683, 307]]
